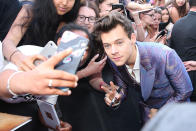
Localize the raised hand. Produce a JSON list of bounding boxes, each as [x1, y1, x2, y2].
[[77, 54, 107, 79], [56, 121, 72, 131], [16, 54, 47, 71], [9, 48, 78, 96], [101, 81, 122, 107]]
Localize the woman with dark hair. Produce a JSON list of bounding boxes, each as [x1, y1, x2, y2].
[[168, 0, 189, 23], [2, 0, 80, 71], [159, 7, 173, 39]]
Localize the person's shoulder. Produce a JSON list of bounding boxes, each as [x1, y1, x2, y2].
[[137, 41, 171, 50], [137, 42, 173, 57]]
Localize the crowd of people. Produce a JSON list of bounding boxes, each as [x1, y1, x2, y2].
[[0, 0, 196, 131]]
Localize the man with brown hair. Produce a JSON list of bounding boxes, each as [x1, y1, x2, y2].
[[93, 12, 193, 122]]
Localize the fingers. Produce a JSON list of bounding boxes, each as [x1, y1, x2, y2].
[[28, 54, 46, 69], [32, 54, 47, 61], [18, 64, 32, 71], [42, 87, 72, 96], [98, 56, 107, 64], [46, 48, 72, 67], [46, 79, 77, 88], [110, 81, 118, 91], [91, 54, 99, 62], [20, 54, 47, 71], [100, 85, 111, 94], [104, 94, 112, 106], [58, 121, 72, 131], [46, 70, 78, 82], [111, 8, 122, 13], [99, 62, 106, 71]]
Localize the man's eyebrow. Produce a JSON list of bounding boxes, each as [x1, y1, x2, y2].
[[103, 39, 123, 44]]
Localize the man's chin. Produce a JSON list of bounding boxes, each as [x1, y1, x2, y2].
[[113, 61, 125, 67]]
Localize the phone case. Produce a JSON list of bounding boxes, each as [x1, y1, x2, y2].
[[37, 100, 60, 129], [34, 41, 57, 66], [55, 31, 89, 91]]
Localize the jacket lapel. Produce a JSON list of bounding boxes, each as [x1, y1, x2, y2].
[[137, 42, 155, 101], [140, 65, 155, 101]]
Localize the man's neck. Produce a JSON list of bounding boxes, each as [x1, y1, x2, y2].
[[126, 45, 137, 69]]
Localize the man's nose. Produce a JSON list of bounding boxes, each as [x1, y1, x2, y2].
[[111, 45, 118, 54]]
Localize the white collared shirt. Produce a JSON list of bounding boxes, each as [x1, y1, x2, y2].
[[125, 45, 140, 83]]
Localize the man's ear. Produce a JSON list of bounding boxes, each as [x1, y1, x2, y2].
[[57, 38, 61, 46], [130, 33, 136, 44]]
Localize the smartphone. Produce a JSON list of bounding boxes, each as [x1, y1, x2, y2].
[[37, 100, 60, 129], [156, 30, 166, 40], [55, 31, 89, 91], [159, 22, 168, 31], [112, 3, 125, 10], [34, 41, 57, 66]]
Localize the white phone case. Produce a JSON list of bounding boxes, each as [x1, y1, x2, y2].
[[37, 99, 60, 129], [34, 41, 57, 66]]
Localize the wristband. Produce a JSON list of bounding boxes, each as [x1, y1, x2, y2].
[[7, 71, 23, 98]]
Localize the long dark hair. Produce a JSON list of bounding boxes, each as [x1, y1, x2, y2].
[[173, 0, 188, 17], [160, 7, 172, 23], [20, 0, 80, 47]]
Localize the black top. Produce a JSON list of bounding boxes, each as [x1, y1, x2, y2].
[[0, 0, 22, 41], [170, 11, 196, 61], [58, 62, 142, 131]]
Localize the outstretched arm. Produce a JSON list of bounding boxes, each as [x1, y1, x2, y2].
[[0, 48, 78, 98]]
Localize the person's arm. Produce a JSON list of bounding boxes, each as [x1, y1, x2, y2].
[[2, 5, 42, 71], [129, 11, 145, 41], [165, 50, 193, 102], [169, 7, 180, 23], [88, 72, 108, 91], [0, 48, 78, 98], [183, 61, 196, 71], [126, 2, 153, 11], [2, 5, 31, 61]]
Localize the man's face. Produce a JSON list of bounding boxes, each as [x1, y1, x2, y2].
[[101, 24, 136, 66]]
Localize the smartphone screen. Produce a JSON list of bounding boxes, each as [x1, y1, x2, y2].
[[55, 31, 89, 91]]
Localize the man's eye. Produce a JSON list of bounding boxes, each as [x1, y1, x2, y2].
[[104, 44, 110, 48], [117, 41, 123, 45]]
